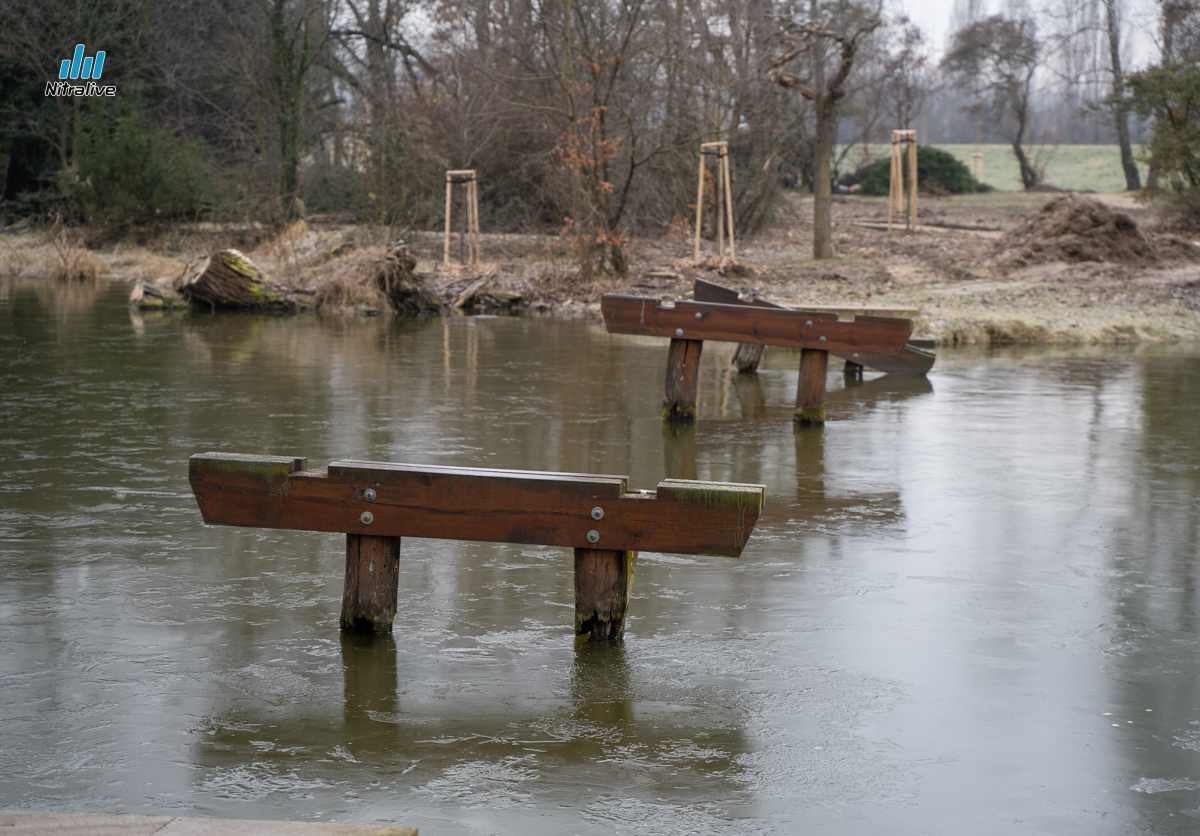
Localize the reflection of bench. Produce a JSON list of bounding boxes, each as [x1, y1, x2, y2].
[[189, 453, 764, 642], [600, 290, 913, 425], [693, 279, 935, 379]]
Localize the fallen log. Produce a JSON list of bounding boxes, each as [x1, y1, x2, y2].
[[175, 249, 293, 311], [128, 278, 189, 310]]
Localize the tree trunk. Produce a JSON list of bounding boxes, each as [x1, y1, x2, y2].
[[1011, 140, 1038, 190], [1103, 0, 1142, 191], [811, 95, 836, 259]]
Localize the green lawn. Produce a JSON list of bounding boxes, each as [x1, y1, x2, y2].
[[839, 144, 1148, 193]]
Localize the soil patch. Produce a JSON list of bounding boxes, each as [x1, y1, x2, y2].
[[991, 194, 1200, 268]]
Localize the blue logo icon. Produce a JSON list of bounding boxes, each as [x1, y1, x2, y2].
[[59, 45, 105, 80]]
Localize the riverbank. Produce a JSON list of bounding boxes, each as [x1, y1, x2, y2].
[[3, 191, 1198, 346]]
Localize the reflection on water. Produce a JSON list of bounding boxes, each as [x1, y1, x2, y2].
[[4, 278, 1200, 834]]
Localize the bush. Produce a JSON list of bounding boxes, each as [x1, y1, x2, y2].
[[844, 146, 989, 196], [67, 88, 230, 224], [1127, 61, 1200, 228]]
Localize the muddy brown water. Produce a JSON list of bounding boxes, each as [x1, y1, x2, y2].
[[3, 277, 1200, 835]]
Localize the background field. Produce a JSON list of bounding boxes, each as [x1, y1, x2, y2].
[[842, 144, 1149, 193]]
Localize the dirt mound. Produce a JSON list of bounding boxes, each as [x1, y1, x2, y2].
[[992, 195, 1157, 268]]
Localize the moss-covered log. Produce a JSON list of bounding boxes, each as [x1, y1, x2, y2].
[[176, 249, 293, 310]]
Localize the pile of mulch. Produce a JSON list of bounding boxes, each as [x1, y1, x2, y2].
[[992, 195, 1200, 269]]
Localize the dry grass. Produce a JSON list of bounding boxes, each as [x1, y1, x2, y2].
[[48, 229, 104, 282], [312, 244, 392, 314], [0, 237, 37, 276]]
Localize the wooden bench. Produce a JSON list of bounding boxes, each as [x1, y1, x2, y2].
[[189, 453, 765, 642], [600, 285, 915, 425], [692, 278, 935, 380]]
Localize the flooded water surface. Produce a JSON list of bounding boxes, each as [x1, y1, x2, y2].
[[3, 277, 1200, 834]]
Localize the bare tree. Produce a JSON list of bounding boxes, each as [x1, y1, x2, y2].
[[768, 0, 882, 260], [1098, 0, 1140, 189], [943, 14, 1041, 190]]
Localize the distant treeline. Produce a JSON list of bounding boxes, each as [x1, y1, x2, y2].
[[2, 0, 1198, 255]]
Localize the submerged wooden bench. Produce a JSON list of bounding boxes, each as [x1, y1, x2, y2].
[[189, 453, 764, 642], [693, 278, 935, 380], [600, 286, 914, 425]]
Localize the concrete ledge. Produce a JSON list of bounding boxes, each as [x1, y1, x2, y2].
[[0, 812, 416, 836]]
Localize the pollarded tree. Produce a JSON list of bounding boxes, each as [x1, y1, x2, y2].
[[942, 15, 1041, 190], [768, 0, 882, 260]]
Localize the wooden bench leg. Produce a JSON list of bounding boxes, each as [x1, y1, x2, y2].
[[843, 360, 864, 381], [731, 342, 764, 374], [575, 548, 637, 642], [663, 338, 704, 422], [341, 534, 401, 635], [794, 348, 829, 426]]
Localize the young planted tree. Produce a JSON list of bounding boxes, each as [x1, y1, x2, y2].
[[942, 15, 1042, 190], [768, 0, 882, 260]]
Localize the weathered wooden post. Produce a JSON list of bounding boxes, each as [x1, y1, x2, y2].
[[189, 454, 764, 643], [795, 348, 829, 426], [574, 548, 636, 641], [341, 534, 401, 634], [663, 337, 704, 421]]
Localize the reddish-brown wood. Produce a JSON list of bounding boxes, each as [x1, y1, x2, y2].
[[189, 454, 764, 558], [341, 534, 401, 634], [601, 295, 911, 355], [663, 337, 704, 422], [574, 548, 637, 642], [691, 278, 935, 376], [796, 349, 829, 425]]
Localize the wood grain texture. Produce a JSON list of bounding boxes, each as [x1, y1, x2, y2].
[[691, 278, 934, 376], [662, 337, 704, 422], [601, 294, 911, 355], [341, 534, 401, 634], [795, 348, 829, 425], [574, 548, 636, 641], [190, 455, 765, 558]]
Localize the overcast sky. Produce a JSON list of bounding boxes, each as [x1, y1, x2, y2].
[[896, 0, 1162, 65]]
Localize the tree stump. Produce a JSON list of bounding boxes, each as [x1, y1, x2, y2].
[[176, 249, 291, 310]]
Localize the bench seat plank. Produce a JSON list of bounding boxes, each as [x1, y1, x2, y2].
[[190, 454, 764, 558], [601, 294, 911, 355]]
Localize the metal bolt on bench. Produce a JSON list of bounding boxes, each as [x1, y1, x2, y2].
[[189, 453, 765, 642]]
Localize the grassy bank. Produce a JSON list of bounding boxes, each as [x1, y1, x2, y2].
[[839, 144, 1149, 193]]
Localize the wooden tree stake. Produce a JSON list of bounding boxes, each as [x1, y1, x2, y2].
[[574, 548, 637, 642], [663, 337, 704, 422], [341, 534, 402, 634], [795, 348, 829, 425], [444, 170, 480, 267], [694, 142, 736, 263], [887, 130, 918, 234]]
